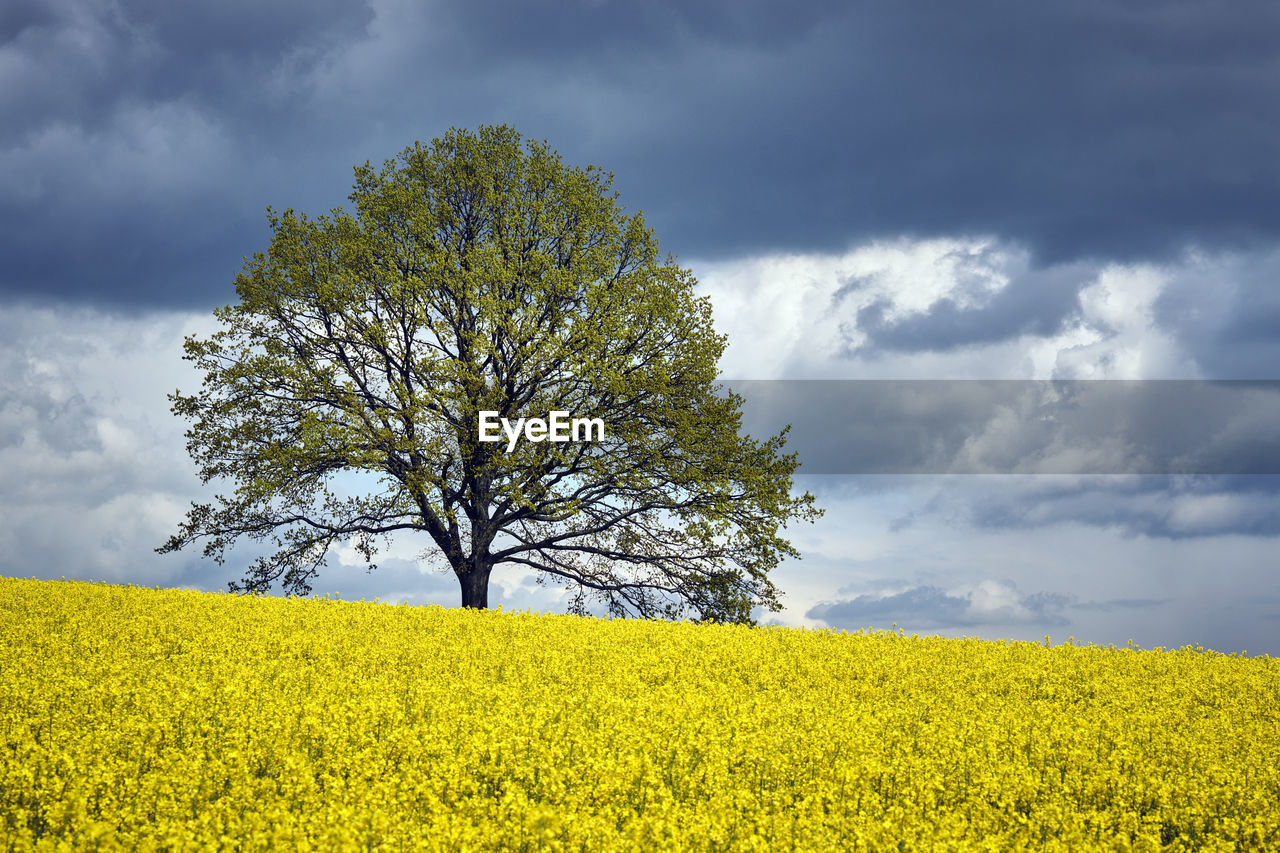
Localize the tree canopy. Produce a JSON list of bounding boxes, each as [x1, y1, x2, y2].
[[159, 124, 821, 623]]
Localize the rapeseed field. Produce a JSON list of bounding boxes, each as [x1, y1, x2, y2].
[[1, 577, 1276, 851]]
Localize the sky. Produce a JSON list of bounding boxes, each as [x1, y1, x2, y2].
[[3, 0, 1279, 654]]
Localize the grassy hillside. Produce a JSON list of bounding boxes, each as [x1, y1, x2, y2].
[[1, 577, 1277, 851]]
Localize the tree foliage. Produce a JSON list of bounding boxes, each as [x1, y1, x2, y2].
[[159, 125, 821, 623]]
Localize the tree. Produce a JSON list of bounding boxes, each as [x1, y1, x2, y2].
[[159, 124, 821, 624]]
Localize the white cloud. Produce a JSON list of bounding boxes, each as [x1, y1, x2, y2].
[[1044, 264, 1194, 379], [698, 237, 1017, 377], [0, 306, 213, 583], [962, 579, 1033, 621], [1163, 492, 1276, 536], [695, 238, 1205, 379]]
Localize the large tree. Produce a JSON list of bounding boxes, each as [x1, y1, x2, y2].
[[159, 125, 821, 623]]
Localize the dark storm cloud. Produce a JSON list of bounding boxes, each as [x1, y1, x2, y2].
[[0, 0, 371, 136], [0, 0, 371, 153], [0, 0, 374, 308], [579, 0, 1280, 263], [0, 1, 56, 42], [4, 0, 1280, 308]]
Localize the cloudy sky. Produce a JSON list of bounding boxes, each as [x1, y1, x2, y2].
[[4, 0, 1279, 653]]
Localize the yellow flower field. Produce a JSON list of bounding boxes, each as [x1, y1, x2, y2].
[[1, 578, 1277, 851]]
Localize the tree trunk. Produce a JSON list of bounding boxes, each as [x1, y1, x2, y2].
[[457, 566, 491, 609]]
